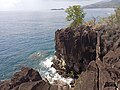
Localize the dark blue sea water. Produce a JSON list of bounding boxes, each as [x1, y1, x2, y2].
[[0, 8, 114, 80]]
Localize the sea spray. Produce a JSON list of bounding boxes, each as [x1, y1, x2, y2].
[[41, 56, 73, 86]]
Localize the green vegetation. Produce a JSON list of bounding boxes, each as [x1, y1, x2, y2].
[[65, 5, 120, 30], [84, 7, 120, 30], [65, 5, 85, 28], [99, 7, 120, 28], [67, 71, 74, 78], [115, 7, 120, 24]]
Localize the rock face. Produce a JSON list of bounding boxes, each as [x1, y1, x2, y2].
[[99, 25, 120, 60], [74, 47, 120, 90], [53, 25, 120, 90], [10, 67, 42, 88], [0, 67, 69, 90], [53, 25, 97, 76]]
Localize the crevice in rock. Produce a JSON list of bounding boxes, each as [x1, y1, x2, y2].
[[95, 63, 99, 90]]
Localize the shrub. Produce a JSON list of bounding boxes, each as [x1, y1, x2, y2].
[[99, 7, 120, 28], [65, 5, 85, 28], [115, 7, 120, 24]]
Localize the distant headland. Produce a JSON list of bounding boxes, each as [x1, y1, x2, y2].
[[51, 8, 64, 11], [83, 0, 120, 8]]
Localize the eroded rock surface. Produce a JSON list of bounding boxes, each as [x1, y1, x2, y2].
[[74, 47, 120, 90], [0, 67, 69, 90], [53, 25, 97, 76], [53, 25, 120, 90]]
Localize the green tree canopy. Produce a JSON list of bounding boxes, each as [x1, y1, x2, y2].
[[65, 5, 85, 28]]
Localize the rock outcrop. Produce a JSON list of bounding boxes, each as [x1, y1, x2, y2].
[[53, 25, 97, 77], [74, 47, 120, 90], [0, 67, 69, 90], [53, 25, 120, 90]]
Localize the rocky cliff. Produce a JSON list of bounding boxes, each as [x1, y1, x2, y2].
[[52, 25, 97, 77], [53, 25, 97, 77], [0, 24, 119, 90], [52, 24, 120, 90]]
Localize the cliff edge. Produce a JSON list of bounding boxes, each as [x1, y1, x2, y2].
[[0, 24, 119, 90], [52, 24, 120, 90]]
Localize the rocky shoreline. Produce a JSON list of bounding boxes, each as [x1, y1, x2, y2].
[[52, 24, 120, 90], [0, 24, 120, 90], [0, 67, 70, 90]]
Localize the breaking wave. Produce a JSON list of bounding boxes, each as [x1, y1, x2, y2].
[[39, 56, 73, 85]]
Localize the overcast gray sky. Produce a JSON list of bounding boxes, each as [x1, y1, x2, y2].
[[0, 0, 104, 11]]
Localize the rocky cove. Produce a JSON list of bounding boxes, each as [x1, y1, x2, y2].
[[0, 23, 120, 90]]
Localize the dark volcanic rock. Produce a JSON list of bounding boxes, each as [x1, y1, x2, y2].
[[99, 26, 120, 60], [0, 67, 45, 90], [53, 25, 120, 90], [0, 67, 69, 90], [74, 61, 99, 90], [53, 25, 97, 76], [74, 47, 120, 90], [0, 80, 11, 90], [74, 24, 120, 90], [10, 67, 42, 88]]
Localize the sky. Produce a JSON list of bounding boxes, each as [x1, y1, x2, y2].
[[0, 0, 104, 11]]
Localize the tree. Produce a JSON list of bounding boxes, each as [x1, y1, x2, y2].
[[65, 5, 85, 28]]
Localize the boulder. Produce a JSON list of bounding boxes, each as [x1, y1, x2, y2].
[[0, 67, 70, 90], [0, 80, 11, 90], [10, 67, 42, 88], [74, 61, 99, 90]]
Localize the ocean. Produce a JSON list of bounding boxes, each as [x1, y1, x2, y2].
[[0, 8, 114, 80]]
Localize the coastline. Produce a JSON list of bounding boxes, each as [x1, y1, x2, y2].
[[0, 23, 120, 90], [0, 6, 120, 90]]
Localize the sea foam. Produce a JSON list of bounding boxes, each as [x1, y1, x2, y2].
[[41, 56, 73, 85]]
